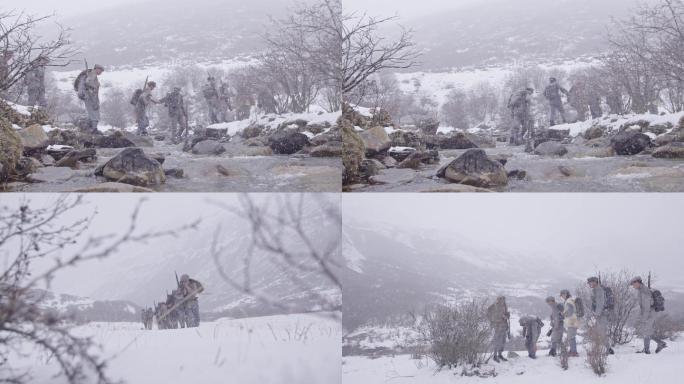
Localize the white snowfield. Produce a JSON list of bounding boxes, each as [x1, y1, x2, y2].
[[343, 339, 682, 384], [17, 313, 341, 384]]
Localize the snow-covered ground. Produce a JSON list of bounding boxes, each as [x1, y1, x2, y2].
[[343, 338, 683, 383], [394, 59, 598, 106], [13, 313, 340, 384], [50, 58, 260, 95], [550, 111, 684, 137]]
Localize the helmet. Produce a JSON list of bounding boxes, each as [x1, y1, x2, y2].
[[587, 276, 599, 284], [630, 276, 643, 285]]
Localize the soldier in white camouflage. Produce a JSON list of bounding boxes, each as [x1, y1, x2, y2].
[[25, 57, 48, 107]]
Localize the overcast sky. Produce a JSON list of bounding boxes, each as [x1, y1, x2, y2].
[[344, 0, 486, 20], [1, 0, 142, 18], [343, 194, 684, 287]]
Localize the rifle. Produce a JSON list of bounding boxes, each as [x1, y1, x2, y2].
[[175, 271, 181, 288], [84, 58, 89, 72]]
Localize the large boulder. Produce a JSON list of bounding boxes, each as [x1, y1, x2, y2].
[[17, 124, 49, 154], [204, 126, 228, 139], [94, 131, 136, 148], [390, 130, 422, 148], [652, 142, 684, 159], [0, 118, 22, 181], [192, 140, 227, 155], [359, 126, 391, 156], [310, 143, 342, 157], [397, 150, 439, 169], [416, 118, 440, 135], [437, 149, 508, 188], [268, 131, 310, 155], [342, 115, 365, 184], [438, 132, 478, 150], [124, 133, 154, 147], [99, 147, 166, 186], [610, 131, 651, 155], [534, 141, 568, 157], [241, 124, 264, 139], [584, 126, 605, 140], [54, 149, 97, 168]]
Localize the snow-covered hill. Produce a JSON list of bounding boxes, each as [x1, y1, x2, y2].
[[12, 312, 341, 384], [402, 0, 651, 70], [343, 338, 683, 383], [59, 0, 288, 67], [28, 288, 141, 323], [342, 219, 684, 331]]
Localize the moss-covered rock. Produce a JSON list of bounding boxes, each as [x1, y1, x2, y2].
[[0, 117, 23, 181]]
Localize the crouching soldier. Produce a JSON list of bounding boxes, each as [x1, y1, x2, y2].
[[487, 296, 511, 362], [546, 296, 564, 357], [519, 315, 544, 359], [179, 274, 204, 328], [630, 276, 667, 354]]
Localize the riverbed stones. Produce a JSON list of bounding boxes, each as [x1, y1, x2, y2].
[[437, 149, 508, 188]]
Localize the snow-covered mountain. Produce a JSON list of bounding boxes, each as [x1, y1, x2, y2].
[[402, 0, 652, 70], [342, 219, 684, 331], [60, 0, 289, 67], [79, 208, 341, 319], [27, 288, 141, 323]]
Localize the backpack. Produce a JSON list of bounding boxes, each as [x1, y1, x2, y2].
[[603, 286, 615, 311], [574, 297, 585, 318], [73, 70, 88, 97], [508, 91, 525, 109], [130, 89, 144, 106], [652, 289, 665, 312]]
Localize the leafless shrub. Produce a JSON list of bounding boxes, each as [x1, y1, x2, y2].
[[654, 314, 684, 342], [100, 88, 133, 128], [341, 4, 420, 99], [210, 194, 342, 319], [0, 195, 198, 384], [418, 300, 491, 370], [585, 320, 608, 376], [0, 10, 77, 93]]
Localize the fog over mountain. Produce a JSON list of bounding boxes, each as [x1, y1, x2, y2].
[[2, 194, 341, 319], [350, 0, 655, 70], [342, 194, 684, 330]]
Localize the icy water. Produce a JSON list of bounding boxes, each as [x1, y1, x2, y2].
[[354, 144, 684, 193], [8, 139, 341, 193]]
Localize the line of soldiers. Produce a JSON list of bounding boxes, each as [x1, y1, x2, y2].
[[141, 274, 205, 330], [507, 77, 605, 147], [487, 275, 667, 364]]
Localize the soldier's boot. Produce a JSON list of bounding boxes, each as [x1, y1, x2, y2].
[[549, 120, 556, 127], [655, 342, 667, 354], [608, 347, 615, 355], [492, 354, 500, 363], [497, 353, 508, 362], [548, 348, 557, 357]]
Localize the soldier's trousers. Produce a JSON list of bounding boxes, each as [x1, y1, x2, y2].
[[492, 327, 507, 354], [207, 101, 221, 124], [525, 330, 540, 357], [566, 327, 578, 353], [550, 328, 563, 353], [186, 299, 200, 327], [28, 89, 46, 108], [169, 113, 187, 140], [595, 315, 612, 350], [549, 103, 565, 125], [137, 113, 150, 135], [84, 100, 100, 132]]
